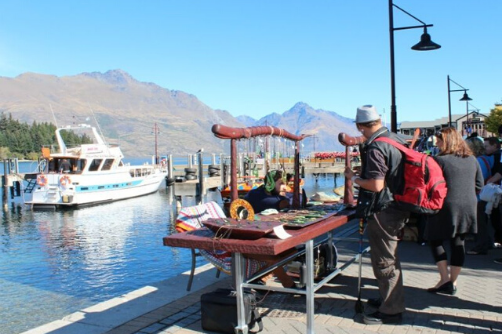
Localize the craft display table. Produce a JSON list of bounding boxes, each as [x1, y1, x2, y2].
[[163, 208, 356, 334]]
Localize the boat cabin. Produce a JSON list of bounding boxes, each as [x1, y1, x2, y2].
[[46, 157, 126, 174]]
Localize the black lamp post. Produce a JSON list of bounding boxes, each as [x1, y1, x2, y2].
[[468, 102, 481, 135], [462, 90, 473, 135], [468, 103, 480, 116], [447, 75, 471, 129], [389, 1, 441, 133]]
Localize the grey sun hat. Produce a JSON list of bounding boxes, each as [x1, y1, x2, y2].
[[355, 105, 380, 123]]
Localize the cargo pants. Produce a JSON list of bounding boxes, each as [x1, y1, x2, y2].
[[367, 205, 410, 315]]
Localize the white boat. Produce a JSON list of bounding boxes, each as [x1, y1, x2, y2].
[[24, 124, 168, 209]]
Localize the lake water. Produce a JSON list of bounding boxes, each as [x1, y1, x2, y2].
[[0, 160, 342, 334]]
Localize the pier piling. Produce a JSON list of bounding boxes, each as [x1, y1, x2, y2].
[[2, 160, 8, 208]]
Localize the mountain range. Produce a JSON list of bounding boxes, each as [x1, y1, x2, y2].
[[0, 69, 360, 157]]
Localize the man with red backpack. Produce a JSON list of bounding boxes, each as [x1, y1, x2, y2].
[[343, 105, 410, 325]]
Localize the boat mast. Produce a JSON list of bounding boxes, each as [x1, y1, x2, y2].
[[153, 123, 159, 164]]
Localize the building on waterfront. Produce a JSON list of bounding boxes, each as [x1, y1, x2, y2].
[[399, 111, 494, 138]]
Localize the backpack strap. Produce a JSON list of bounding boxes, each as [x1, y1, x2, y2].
[[479, 156, 492, 181], [480, 156, 491, 175], [374, 136, 407, 152], [366, 127, 390, 145]]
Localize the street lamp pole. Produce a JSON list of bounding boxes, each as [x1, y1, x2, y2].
[[447, 75, 472, 130], [389, 1, 397, 133], [447, 75, 452, 126], [463, 91, 472, 135], [389, 1, 441, 133], [468, 102, 480, 115], [468, 102, 481, 135]]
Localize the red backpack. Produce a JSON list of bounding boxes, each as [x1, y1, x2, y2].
[[374, 137, 447, 214]]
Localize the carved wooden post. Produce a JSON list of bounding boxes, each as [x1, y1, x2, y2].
[[343, 145, 354, 206], [293, 140, 300, 209], [338, 133, 365, 207], [230, 138, 238, 202]]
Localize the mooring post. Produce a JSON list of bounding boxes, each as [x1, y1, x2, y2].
[[2, 160, 8, 205], [197, 149, 204, 204], [220, 153, 227, 189], [167, 154, 173, 180]]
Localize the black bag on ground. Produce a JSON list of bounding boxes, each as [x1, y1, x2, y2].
[[293, 241, 339, 285], [201, 288, 263, 333]]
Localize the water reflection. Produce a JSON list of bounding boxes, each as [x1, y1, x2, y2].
[[0, 189, 185, 334], [0, 174, 339, 334]]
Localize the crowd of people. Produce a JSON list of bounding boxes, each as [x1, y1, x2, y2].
[[343, 105, 502, 325], [237, 105, 501, 325]]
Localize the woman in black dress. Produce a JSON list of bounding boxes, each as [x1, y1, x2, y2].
[[425, 127, 483, 295]]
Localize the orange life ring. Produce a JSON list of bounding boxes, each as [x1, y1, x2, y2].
[[37, 174, 48, 187], [60, 175, 71, 187]]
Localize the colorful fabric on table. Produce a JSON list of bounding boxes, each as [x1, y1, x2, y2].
[[199, 250, 267, 277], [199, 250, 232, 275], [174, 201, 267, 278], [175, 201, 226, 232], [244, 257, 267, 278]]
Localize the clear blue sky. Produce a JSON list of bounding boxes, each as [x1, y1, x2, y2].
[[1, 1, 500, 124]]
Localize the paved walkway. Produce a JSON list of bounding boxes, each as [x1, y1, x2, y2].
[[24, 220, 502, 334]]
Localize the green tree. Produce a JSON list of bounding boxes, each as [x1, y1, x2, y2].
[[0, 147, 11, 159], [0, 113, 7, 131], [483, 104, 502, 135], [0, 112, 95, 159], [26, 152, 40, 160]]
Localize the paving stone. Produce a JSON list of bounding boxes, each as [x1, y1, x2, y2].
[[25, 219, 502, 334], [136, 323, 166, 334]]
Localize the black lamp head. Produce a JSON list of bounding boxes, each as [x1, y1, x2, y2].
[[460, 92, 472, 101], [411, 27, 441, 51]]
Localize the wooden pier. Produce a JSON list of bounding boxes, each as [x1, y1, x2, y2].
[[165, 152, 358, 209]]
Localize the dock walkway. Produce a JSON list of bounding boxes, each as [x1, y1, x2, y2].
[[24, 218, 502, 334]]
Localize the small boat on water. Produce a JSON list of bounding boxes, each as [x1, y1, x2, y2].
[[23, 124, 167, 209]]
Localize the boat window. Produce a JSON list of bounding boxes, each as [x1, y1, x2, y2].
[[135, 169, 141, 177], [118, 160, 124, 167], [89, 159, 103, 172], [102, 159, 114, 171], [74, 159, 87, 173], [48, 159, 56, 173], [57, 159, 72, 173], [129, 169, 135, 177]]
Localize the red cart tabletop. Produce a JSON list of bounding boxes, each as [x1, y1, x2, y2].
[[163, 209, 355, 256]]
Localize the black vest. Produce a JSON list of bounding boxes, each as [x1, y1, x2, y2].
[[359, 127, 406, 207]]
